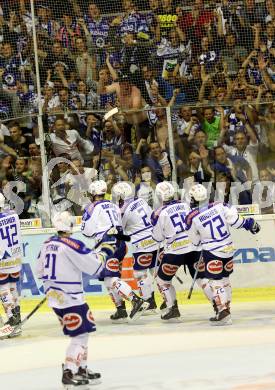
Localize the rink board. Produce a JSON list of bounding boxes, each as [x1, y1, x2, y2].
[[3, 215, 275, 312]]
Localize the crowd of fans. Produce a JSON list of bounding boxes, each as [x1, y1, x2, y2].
[[0, 0, 274, 220]]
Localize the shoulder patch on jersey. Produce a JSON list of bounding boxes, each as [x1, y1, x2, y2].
[[50, 236, 92, 254], [185, 209, 200, 229], [82, 203, 94, 221]]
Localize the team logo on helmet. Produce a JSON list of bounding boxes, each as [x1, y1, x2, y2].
[[194, 260, 205, 273], [0, 273, 9, 281], [137, 254, 153, 268], [162, 263, 179, 276], [206, 260, 223, 274], [63, 313, 83, 331], [106, 258, 120, 272], [86, 310, 96, 325], [224, 260, 234, 273]]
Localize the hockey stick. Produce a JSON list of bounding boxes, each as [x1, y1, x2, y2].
[[8, 297, 47, 338], [187, 254, 204, 300]]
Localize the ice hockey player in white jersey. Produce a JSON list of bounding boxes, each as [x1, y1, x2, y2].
[[185, 184, 261, 326], [112, 182, 160, 315], [0, 193, 23, 338], [151, 182, 203, 321], [81, 180, 149, 322], [36, 211, 117, 388]]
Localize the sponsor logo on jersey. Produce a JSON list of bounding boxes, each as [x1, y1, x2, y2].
[[162, 263, 179, 276], [10, 271, 20, 279], [206, 260, 223, 274], [224, 259, 234, 272], [86, 310, 96, 325], [137, 254, 153, 268], [60, 238, 80, 250], [63, 313, 83, 331], [106, 258, 120, 273], [0, 273, 9, 281], [194, 260, 205, 273]]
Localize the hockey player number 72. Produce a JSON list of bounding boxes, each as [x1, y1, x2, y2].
[[202, 216, 228, 240]]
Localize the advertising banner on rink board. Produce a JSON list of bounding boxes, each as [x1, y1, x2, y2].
[[19, 215, 275, 298]]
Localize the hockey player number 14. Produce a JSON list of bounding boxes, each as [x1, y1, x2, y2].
[[0, 224, 18, 247], [202, 216, 228, 240]]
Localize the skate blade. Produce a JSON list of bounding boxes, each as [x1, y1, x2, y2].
[[141, 309, 158, 316], [87, 378, 102, 386], [161, 316, 183, 323], [63, 385, 90, 390], [129, 302, 150, 323], [210, 316, 233, 326], [111, 318, 128, 324]]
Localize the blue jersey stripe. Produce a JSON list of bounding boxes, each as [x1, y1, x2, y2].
[[129, 225, 152, 237], [204, 242, 233, 252], [203, 234, 230, 244]]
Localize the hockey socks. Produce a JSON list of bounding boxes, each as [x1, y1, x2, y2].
[[0, 284, 15, 319], [209, 279, 229, 313], [196, 278, 213, 302], [9, 282, 20, 308], [157, 278, 176, 308], [134, 270, 153, 300], [65, 333, 89, 374]]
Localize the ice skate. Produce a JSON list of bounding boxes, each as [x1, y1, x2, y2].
[[110, 302, 128, 324], [75, 367, 101, 385], [62, 366, 89, 389], [129, 294, 149, 322], [141, 293, 158, 316], [161, 301, 181, 322], [210, 309, 232, 326], [209, 301, 219, 321]]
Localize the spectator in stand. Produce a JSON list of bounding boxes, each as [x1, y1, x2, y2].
[[0, 122, 33, 157], [0, 42, 21, 90], [50, 117, 94, 164], [42, 40, 75, 83], [198, 106, 224, 149], [220, 32, 248, 77]]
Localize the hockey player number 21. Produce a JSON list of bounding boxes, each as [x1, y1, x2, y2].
[[202, 216, 228, 240], [44, 253, 57, 280]]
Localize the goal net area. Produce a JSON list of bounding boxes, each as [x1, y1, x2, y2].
[[0, 0, 274, 310]]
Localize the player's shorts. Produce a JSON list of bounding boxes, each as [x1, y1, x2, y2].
[[0, 271, 20, 285], [53, 303, 96, 337], [133, 249, 159, 271], [203, 251, 234, 280], [99, 241, 127, 279], [157, 251, 202, 282]]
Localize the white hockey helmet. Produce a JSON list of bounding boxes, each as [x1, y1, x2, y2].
[[189, 184, 208, 202], [155, 181, 175, 202], [112, 182, 133, 201], [89, 180, 107, 196], [52, 211, 74, 233], [0, 193, 5, 208]]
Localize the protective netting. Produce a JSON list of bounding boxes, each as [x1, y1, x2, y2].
[[0, 0, 274, 224]]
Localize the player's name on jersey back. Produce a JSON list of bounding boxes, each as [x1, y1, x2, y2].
[[20, 218, 42, 229]]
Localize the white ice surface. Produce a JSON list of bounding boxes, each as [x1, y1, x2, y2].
[[0, 302, 275, 390]]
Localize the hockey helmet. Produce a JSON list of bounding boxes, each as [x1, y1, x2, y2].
[[0, 193, 5, 208], [189, 184, 208, 202], [155, 181, 175, 202], [112, 182, 133, 202], [52, 211, 73, 233], [89, 180, 107, 196]]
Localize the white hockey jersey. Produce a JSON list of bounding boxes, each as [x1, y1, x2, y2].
[[185, 202, 245, 258], [121, 197, 158, 253], [0, 210, 22, 274], [36, 236, 103, 309], [151, 200, 195, 254], [81, 200, 122, 245]]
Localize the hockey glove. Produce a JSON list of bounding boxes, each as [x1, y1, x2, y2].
[[99, 230, 117, 258], [243, 218, 261, 234]]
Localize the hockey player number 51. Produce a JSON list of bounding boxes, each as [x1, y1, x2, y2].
[[202, 216, 228, 240]]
